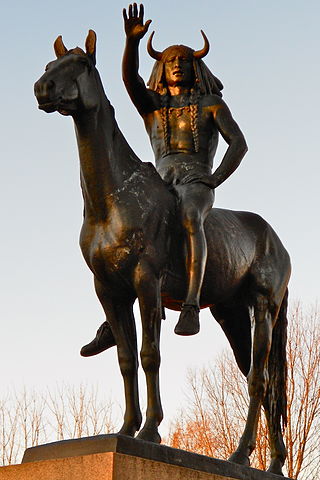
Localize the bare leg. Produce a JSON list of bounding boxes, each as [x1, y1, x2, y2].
[[185, 216, 208, 306], [174, 183, 213, 335]]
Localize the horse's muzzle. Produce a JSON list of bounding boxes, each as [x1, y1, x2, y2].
[[34, 79, 58, 112]]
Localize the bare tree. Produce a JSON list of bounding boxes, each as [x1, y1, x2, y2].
[[0, 384, 116, 466], [167, 305, 320, 480], [0, 395, 20, 466], [285, 305, 320, 479], [47, 384, 115, 440]]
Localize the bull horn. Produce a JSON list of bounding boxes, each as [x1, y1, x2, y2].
[[54, 35, 68, 58], [147, 31, 162, 61], [193, 30, 210, 59]]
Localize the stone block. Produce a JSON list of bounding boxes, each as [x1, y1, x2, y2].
[[0, 434, 292, 480]]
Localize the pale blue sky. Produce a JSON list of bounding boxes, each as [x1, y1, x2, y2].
[[0, 0, 319, 436]]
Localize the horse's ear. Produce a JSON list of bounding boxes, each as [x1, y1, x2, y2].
[[54, 35, 68, 58], [85, 30, 97, 65]]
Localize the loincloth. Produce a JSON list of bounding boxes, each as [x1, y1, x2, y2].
[[156, 158, 211, 189]]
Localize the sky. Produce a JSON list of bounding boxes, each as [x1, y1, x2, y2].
[[0, 0, 319, 439]]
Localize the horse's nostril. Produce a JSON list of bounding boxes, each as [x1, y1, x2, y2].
[[34, 79, 56, 100]]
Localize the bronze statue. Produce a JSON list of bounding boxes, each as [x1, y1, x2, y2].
[[34, 25, 290, 475]]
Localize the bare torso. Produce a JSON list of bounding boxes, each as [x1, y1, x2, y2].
[[142, 92, 222, 185]]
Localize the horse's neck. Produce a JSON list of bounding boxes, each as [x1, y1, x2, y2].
[[74, 91, 141, 220]]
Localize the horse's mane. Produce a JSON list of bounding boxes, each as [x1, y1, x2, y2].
[[68, 47, 87, 56]]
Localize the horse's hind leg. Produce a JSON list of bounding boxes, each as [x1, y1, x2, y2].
[[229, 293, 275, 467], [94, 278, 142, 437], [134, 262, 163, 443], [210, 303, 251, 377]]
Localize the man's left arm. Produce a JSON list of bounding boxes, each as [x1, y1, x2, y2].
[[208, 99, 248, 189]]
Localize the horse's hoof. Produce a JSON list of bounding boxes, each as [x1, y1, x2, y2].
[[118, 423, 140, 438], [228, 450, 250, 466], [174, 304, 200, 336], [117, 428, 135, 437], [267, 469, 284, 477], [136, 428, 161, 444], [267, 461, 284, 476]]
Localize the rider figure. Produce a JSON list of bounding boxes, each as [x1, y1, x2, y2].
[[80, 3, 247, 356]]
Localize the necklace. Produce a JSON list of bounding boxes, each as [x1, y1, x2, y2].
[[168, 106, 191, 118]]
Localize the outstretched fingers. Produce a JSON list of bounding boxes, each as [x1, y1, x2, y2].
[[123, 3, 151, 39], [139, 3, 144, 20], [124, 3, 139, 19], [124, 3, 150, 23]]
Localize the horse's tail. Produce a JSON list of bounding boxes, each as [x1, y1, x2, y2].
[[266, 288, 288, 429]]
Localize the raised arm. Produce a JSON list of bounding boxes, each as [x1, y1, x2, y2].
[[205, 99, 248, 189], [122, 3, 153, 114]]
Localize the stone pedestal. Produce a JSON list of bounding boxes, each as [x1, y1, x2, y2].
[[0, 434, 292, 480]]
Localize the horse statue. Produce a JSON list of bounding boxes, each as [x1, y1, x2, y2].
[[34, 30, 291, 475]]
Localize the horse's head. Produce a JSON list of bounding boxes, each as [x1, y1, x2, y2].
[[34, 30, 99, 116]]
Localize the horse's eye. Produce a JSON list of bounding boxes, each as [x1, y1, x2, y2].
[[79, 58, 89, 66]]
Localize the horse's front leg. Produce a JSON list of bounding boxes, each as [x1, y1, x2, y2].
[[229, 294, 273, 467], [134, 262, 163, 443], [94, 277, 142, 437]]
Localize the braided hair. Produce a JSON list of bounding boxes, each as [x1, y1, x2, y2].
[[189, 87, 200, 152], [160, 91, 170, 154]]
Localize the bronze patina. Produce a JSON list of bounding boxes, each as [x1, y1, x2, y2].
[[34, 20, 290, 475]]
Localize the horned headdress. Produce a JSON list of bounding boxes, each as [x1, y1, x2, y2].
[[147, 31, 223, 96]]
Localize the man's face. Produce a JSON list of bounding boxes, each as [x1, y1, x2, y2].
[[163, 47, 194, 87]]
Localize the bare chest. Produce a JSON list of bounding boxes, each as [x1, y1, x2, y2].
[[145, 104, 217, 157]]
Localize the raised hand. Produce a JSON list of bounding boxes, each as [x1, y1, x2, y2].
[[123, 3, 152, 40]]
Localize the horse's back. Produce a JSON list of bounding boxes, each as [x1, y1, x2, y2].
[[201, 208, 290, 305], [205, 207, 289, 264]]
